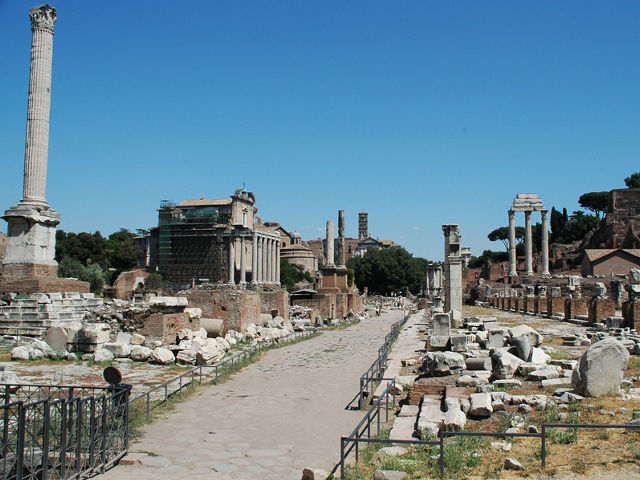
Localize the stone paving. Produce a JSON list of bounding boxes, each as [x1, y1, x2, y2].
[[101, 309, 405, 480]]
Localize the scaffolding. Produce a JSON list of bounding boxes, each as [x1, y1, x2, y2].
[[157, 203, 228, 290]]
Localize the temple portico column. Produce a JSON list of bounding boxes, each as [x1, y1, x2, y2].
[[257, 236, 263, 283], [228, 236, 235, 284], [239, 236, 247, 284], [266, 238, 272, 283], [508, 210, 517, 277], [541, 210, 549, 276], [261, 237, 267, 283], [524, 210, 533, 275], [271, 238, 277, 283], [276, 241, 281, 285], [251, 233, 258, 284]]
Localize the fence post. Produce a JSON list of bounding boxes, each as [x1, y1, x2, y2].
[[16, 403, 25, 480], [124, 386, 131, 452], [385, 389, 389, 422], [541, 425, 546, 468], [101, 396, 107, 472], [89, 398, 96, 468], [146, 393, 150, 417], [164, 384, 168, 406], [439, 434, 444, 477], [75, 400, 83, 477], [60, 401, 68, 478], [340, 437, 345, 479], [42, 401, 50, 480]]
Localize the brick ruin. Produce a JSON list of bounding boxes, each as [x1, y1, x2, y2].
[[484, 272, 640, 329]]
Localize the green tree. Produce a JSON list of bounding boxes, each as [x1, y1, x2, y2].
[[625, 172, 640, 188], [106, 229, 141, 274], [578, 191, 608, 218], [487, 226, 525, 250], [347, 248, 429, 295], [144, 273, 164, 291], [468, 250, 508, 269], [57, 256, 108, 294], [55, 230, 108, 267], [553, 211, 599, 244], [279, 258, 313, 292]]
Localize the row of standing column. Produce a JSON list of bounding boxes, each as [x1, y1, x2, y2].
[[508, 209, 549, 277], [228, 234, 280, 285]]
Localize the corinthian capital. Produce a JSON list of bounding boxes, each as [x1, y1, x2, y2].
[[30, 4, 56, 33]]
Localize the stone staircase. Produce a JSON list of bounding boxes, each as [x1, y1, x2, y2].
[[0, 293, 103, 336]]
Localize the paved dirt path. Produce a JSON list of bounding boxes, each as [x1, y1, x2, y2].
[[102, 310, 404, 480]]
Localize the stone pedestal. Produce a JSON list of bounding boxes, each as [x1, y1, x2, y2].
[[547, 297, 565, 318], [588, 299, 616, 324], [565, 298, 588, 320], [622, 301, 640, 330], [319, 266, 348, 292], [534, 297, 546, 315]]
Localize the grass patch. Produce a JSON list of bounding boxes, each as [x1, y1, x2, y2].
[[344, 433, 488, 479], [324, 318, 360, 331], [627, 357, 640, 378]]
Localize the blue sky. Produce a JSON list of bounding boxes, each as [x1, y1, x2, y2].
[[1, 1, 638, 261]]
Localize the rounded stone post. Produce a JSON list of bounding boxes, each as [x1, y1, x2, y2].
[[524, 210, 533, 276], [508, 210, 517, 277], [23, 5, 56, 204], [541, 210, 549, 276]]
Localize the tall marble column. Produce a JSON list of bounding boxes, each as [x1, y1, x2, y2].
[[251, 233, 258, 284], [3, 5, 61, 276], [275, 241, 281, 285], [266, 239, 272, 283], [508, 210, 517, 277], [524, 210, 533, 276], [228, 236, 235, 284], [261, 237, 267, 283], [272, 238, 277, 283], [239, 236, 247, 284], [325, 221, 335, 268], [541, 210, 549, 276], [337, 210, 346, 267]]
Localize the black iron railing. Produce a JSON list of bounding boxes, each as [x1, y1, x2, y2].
[[337, 395, 640, 479], [1, 383, 130, 480], [358, 313, 409, 408]]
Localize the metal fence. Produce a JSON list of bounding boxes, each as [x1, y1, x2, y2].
[[358, 313, 409, 409], [338, 380, 640, 479], [129, 329, 316, 417], [1, 383, 130, 480]]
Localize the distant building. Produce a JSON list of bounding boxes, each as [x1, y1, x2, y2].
[[581, 249, 640, 276], [308, 237, 360, 266], [280, 231, 318, 274], [588, 188, 640, 249], [148, 189, 281, 290], [358, 212, 369, 240], [357, 236, 382, 255]]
